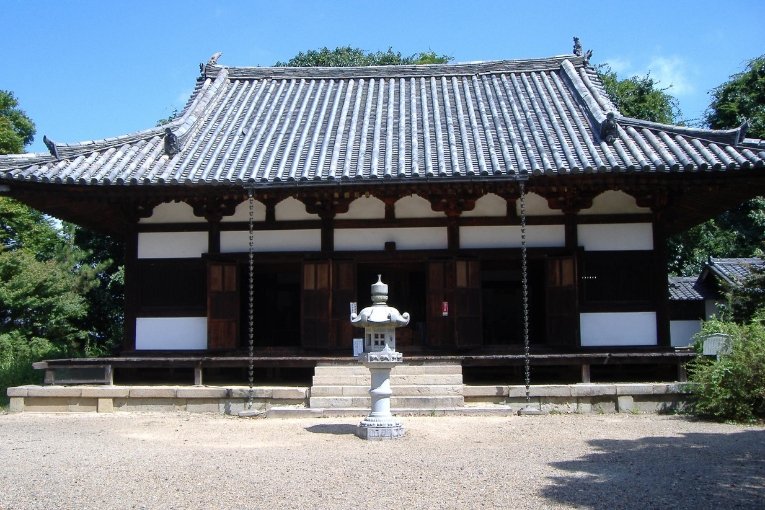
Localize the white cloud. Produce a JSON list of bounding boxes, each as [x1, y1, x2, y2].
[[644, 56, 694, 96], [603, 57, 631, 75]]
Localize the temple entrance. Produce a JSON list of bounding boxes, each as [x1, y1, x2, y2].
[[481, 259, 546, 348], [240, 262, 301, 348], [356, 263, 427, 351]]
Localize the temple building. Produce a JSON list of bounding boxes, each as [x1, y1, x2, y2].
[[2, 45, 765, 385]]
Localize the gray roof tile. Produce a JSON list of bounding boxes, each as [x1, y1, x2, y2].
[[2, 54, 763, 187]]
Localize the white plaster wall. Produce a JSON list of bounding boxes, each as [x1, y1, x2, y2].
[[139, 201, 206, 224], [577, 223, 653, 251], [275, 197, 319, 221], [459, 225, 565, 249], [670, 320, 702, 347], [516, 192, 563, 216], [221, 200, 267, 222], [580, 312, 657, 346], [395, 195, 445, 218], [335, 196, 386, 219], [137, 232, 208, 259], [220, 229, 321, 252], [705, 299, 721, 320], [579, 190, 651, 215], [135, 317, 207, 350], [462, 193, 507, 217], [334, 227, 448, 251]]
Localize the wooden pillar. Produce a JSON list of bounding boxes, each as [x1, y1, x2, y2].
[[447, 217, 459, 252], [652, 214, 671, 347], [123, 225, 139, 352], [581, 364, 591, 383], [564, 212, 578, 251], [208, 217, 221, 254], [321, 215, 334, 253]]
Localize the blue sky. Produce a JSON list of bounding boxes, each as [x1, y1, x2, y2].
[[4, 0, 763, 154]]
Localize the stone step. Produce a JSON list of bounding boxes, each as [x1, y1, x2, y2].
[[308, 395, 464, 409], [311, 374, 464, 386], [310, 384, 463, 397], [313, 363, 462, 376]]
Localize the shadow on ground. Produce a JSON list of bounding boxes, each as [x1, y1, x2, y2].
[[305, 424, 358, 435], [543, 427, 765, 509]]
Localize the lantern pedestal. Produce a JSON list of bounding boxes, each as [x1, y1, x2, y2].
[[356, 349, 404, 440]]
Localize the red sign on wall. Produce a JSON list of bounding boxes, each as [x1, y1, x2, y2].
[[441, 301, 449, 317]]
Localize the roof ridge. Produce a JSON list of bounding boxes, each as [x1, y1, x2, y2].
[[205, 55, 587, 80]]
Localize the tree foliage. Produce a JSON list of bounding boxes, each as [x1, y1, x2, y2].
[[705, 54, 765, 139], [688, 318, 765, 422], [0, 90, 35, 155], [275, 46, 451, 67], [597, 65, 681, 124]]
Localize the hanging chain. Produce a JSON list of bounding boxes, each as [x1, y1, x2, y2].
[[520, 180, 531, 404], [246, 187, 255, 410]]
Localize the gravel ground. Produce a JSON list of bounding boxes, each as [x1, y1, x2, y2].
[[0, 412, 763, 509]]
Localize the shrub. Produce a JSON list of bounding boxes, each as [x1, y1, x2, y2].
[[687, 319, 765, 422]]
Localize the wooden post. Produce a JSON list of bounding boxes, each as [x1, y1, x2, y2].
[[581, 364, 591, 383], [194, 364, 203, 386]]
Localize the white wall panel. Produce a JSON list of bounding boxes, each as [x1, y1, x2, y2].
[[135, 317, 207, 350], [334, 227, 448, 251], [459, 225, 565, 249], [670, 320, 702, 347], [516, 192, 563, 216], [578, 223, 653, 251], [221, 200, 267, 222], [137, 232, 208, 259], [220, 229, 321, 252], [275, 197, 319, 220], [580, 312, 657, 346], [139, 201, 206, 224], [395, 195, 445, 218], [336, 196, 386, 219], [462, 193, 507, 217], [579, 190, 650, 215]]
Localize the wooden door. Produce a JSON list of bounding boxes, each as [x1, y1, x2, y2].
[[331, 260, 356, 350], [454, 259, 482, 348], [426, 260, 454, 348], [207, 260, 239, 351], [302, 260, 331, 349], [546, 256, 579, 346]]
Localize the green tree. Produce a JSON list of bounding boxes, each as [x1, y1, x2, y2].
[[275, 46, 451, 67], [705, 54, 765, 139], [0, 90, 35, 155], [598, 65, 681, 124]]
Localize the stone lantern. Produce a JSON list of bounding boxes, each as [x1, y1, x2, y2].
[[350, 275, 410, 439]]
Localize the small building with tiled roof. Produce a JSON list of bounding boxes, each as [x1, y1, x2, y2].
[[2, 44, 765, 365], [668, 257, 764, 346]]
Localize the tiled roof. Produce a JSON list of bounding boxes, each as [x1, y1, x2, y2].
[[668, 276, 709, 301], [705, 257, 764, 286], [1, 54, 764, 187]]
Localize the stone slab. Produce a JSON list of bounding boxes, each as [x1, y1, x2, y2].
[[9, 397, 25, 413], [97, 398, 114, 413], [27, 386, 82, 398], [128, 387, 178, 399], [356, 424, 405, 440], [617, 395, 635, 413], [463, 385, 508, 398], [6, 386, 30, 398], [186, 399, 224, 413], [81, 387, 130, 398], [571, 384, 617, 397], [177, 388, 228, 399]]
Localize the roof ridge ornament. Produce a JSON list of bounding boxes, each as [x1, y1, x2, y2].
[[573, 37, 582, 57], [199, 51, 223, 75], [739, 118, 751, 143], [42, 135, 59, 159], [163, 128, 181, 156], [600, 112, 619, 144]]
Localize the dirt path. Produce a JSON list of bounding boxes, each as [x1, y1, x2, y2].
[[0, 412, 763, 509]]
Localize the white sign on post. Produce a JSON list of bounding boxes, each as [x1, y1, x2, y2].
[[353, 338, 364, 357], [350, 302, 358, 316]]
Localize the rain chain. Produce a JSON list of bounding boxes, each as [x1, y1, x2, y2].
[[246, 187, 255, 410], [519, 180, 531, 404]]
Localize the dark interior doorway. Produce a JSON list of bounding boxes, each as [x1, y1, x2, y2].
[[356, 262, 427, 350], [481, 259, 545, 347], [240, 262, 301, 348]]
